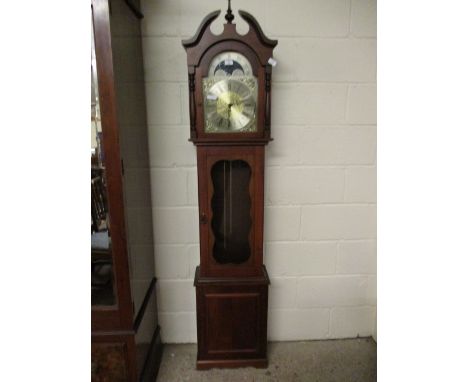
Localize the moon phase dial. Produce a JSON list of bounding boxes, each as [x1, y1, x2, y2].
[[213, 60, 244, 77], [208, 52, 253, 77]]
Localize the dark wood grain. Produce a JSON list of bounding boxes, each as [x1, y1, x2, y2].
[[182, 10, 277, 65], [188, 70, 197, 140], [183, 8, 277, 368], [92, 0, 133, 333], [92, 342, 128, 382], [92, 334, 137, 382], [194, 266, 269, 369], [196, 146, 266, 278], [91, 0, 162, 380], [182, 10, 277, 145]]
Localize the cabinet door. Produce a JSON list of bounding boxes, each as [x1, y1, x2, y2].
[[92, 0, 133, 331], [196, 283, 269, 364], [197, 146, 265, 277]]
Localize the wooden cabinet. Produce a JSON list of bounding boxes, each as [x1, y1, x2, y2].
[[182, 5, 277, 369], [194, 267, 270, 369], [91, 1, 162, 380]]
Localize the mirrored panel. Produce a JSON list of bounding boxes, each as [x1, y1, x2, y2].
[[91, 20, 116, 306], [211, 160, 252, 264]]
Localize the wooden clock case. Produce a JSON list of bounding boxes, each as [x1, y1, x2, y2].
[[182, 8, 277, 369], [91, 1, 162, 380]]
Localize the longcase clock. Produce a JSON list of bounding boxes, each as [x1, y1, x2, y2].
[[182, 2, 277, 369]]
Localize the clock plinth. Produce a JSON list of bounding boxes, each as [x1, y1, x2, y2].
[[194, 266, 270, 369], [182, 7, 277, 369]]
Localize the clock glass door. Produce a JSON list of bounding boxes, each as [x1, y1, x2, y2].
[[211, 160, 252, 264]]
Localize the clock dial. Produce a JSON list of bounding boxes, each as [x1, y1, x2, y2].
[[204, 52, 257, 133], [203, 77, 257, 133]]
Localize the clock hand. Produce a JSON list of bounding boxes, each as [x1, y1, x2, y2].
[[227, 103, 233, 129]]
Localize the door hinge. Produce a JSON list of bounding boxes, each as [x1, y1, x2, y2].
[[121, 159, 125, 175]]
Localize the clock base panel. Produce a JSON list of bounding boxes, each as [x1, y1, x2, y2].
[[196, 357, 268, 370], [194, 266, 270, 369]]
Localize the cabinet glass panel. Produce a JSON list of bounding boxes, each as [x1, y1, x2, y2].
[[91, 19, 116, 306], [211, 160, 252, 264]]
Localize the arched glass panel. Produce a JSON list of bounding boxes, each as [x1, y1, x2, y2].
[[211, 160, 252, 264]]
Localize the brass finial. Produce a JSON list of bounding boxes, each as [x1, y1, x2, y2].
[[225, 0, 234, 23]]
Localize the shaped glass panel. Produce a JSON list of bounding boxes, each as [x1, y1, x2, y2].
[[211, 160, 252, 264]]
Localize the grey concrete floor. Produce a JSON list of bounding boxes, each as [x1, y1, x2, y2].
[[156, 338, 376, 382]]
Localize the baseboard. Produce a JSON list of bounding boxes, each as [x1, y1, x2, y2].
[[196, 358, 268, 370], [139, 325, 164, 382]]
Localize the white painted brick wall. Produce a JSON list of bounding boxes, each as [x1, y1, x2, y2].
[[265, 242, 336, 277], [141, 0, 376, 343], [266, 167, 345, 204], [330, 306, 375, 338], [157, 279, 196, 312]]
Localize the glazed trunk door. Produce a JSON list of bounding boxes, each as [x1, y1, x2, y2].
[[197, 146, 265, 277], [210, 159, 252, 265]]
